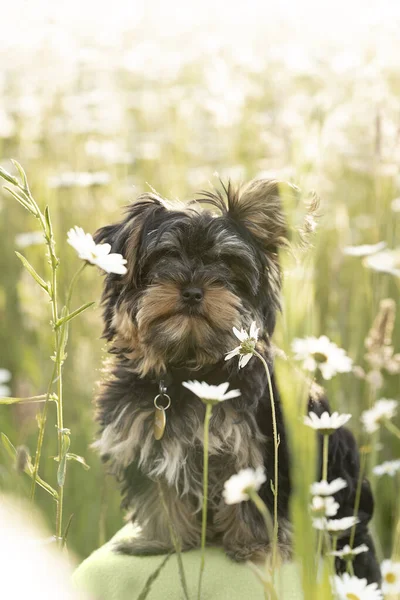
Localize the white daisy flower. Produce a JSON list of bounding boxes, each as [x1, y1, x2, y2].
[[304, 411, 351, 435], [0, 368, 11, 397], [330, 544, 369, 559], [343, 241, 387, 257], [391, 197, 400, 212], [67, 226, 127, 275], [291, 335, 353, 380], [225, 321, 259, 369], [360, 399, 398, 434], [313, 516, 359, 534], [223, 467, 266, 505], [310, 495, 339, 518], [363, 248, 400, 278], [332, 572, 383, 600], [373, 459, 400, 477], [15, 231, 44, 248], [381, 559, 400, 595], [182, 380, 241, 405], [310, 478, 348, 496]]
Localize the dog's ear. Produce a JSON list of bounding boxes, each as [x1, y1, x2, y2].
[[93, 193, 168, 282], [225, 179, 293, 254]]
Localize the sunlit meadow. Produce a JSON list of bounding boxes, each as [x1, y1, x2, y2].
[[1, 1, 400, 598]]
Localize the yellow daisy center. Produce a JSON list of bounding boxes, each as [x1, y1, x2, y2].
[[385, 572, 396, 584], [346, 594, 360, 600]]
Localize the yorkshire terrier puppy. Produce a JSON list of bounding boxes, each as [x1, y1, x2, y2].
[[93, 179, 381, 583]]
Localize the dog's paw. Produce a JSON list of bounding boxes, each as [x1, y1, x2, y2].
[[225, 543, 268, 563], [114, 538, 172, 556]]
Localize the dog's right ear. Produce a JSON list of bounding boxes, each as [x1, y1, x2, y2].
[[93, 193, 168, 282]]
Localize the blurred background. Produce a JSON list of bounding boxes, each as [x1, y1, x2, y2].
[[0, 0, 399, 563]]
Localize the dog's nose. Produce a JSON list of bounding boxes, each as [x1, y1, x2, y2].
[[182, 287, 204, 305]]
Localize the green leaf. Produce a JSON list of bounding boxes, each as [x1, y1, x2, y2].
[[11, 159, 28, 189], [55, 302, 95, 328], [66, 453, 90, 470], [0, 165, 19, 186], [0, 394, 54, 405], [15, 252, 50, 294], [3, 185, 36, 216], [57, 432, 71, 487], [1, 432, 17, 460], [44, 205, 53, 239]]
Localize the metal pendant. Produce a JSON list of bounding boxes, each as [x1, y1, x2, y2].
[[153, 381, 171, 441], [154, 408, 166, 440]]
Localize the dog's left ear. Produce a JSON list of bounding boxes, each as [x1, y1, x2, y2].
[[225, 179, 293, 254]]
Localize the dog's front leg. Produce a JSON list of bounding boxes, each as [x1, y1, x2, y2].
[[214, 499, 273, 563], [115, 480, 201, 556]]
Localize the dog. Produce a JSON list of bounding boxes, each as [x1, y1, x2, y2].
[[92, 179, 381, 583]]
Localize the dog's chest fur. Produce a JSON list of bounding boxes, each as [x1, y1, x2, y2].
[[95, 378, 267, 508]]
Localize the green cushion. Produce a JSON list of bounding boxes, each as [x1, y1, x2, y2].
[[73, 525, 303, 600]]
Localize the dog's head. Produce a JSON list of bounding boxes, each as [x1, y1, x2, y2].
[[94, 179, 299, 377]]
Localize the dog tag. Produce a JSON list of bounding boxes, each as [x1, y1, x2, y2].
[[154, 408, 166, 440]]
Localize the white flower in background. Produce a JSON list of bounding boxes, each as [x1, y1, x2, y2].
[[225, 321, 259, 368], [311, 478, 348, 496], [332, 572, 383, 600], [182, 381, 241, 405], [363, 248, 400, 277], [313, 516, 359, 534], [310, 495, 339, 517], [67, 226, 127, 275], [330, 544, 369, 559], [291, 335, 353, 380], [360, 399, 398, 434], [0, 368, 11, 397], [48, 171, 110, 189], [391, 197, 400, 212], [15, 231, 44, 248], [381, 560, 400, 595], [343, 241, 386, 257], [373, 460, 400, 477], [304, 411, 351, 434], [223, 467, 266, 505]]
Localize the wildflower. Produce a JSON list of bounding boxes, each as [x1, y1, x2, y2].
[[373, 460, 400, 477], [363, 248, 400, 277], [360, 399, 398, 434], [0, 368, 11, 397], [182, 381, 241, 405], [304, 411, 351, 435], [343, 241, 386, 257], [313, 516, 359, 534], [332, 572, 383, 600], [223, 467, 266, 505], [225, 321, 259, 368], [67, 226, 127, 275], [330, 544, 369, 559], [15, 231, 44, 248], [391, 197, 400, 212], [310, 478, 348, 496], [381, 559, 400, 595], [48, 171, 110, 189], [291, 335, 353, 380], [310, 495, 339, 518]]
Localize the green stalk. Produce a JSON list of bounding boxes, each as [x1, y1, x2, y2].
[[254, 351, 279, 577], [383, 419, 400, 441], [322, 435, 329, 482], [349, 451, 367, 549], [157, 482, 190, 600], [197, 401, 213, 600]]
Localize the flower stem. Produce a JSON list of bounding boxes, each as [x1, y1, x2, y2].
[[384, 419, 400, 441], [197, 401, 213, 600], [349, 450, 367, 549], [254, 351, 279, 578], [322, 434, 329, 482]]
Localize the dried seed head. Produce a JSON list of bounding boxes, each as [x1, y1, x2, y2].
[[365, 298, 396, 352]]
